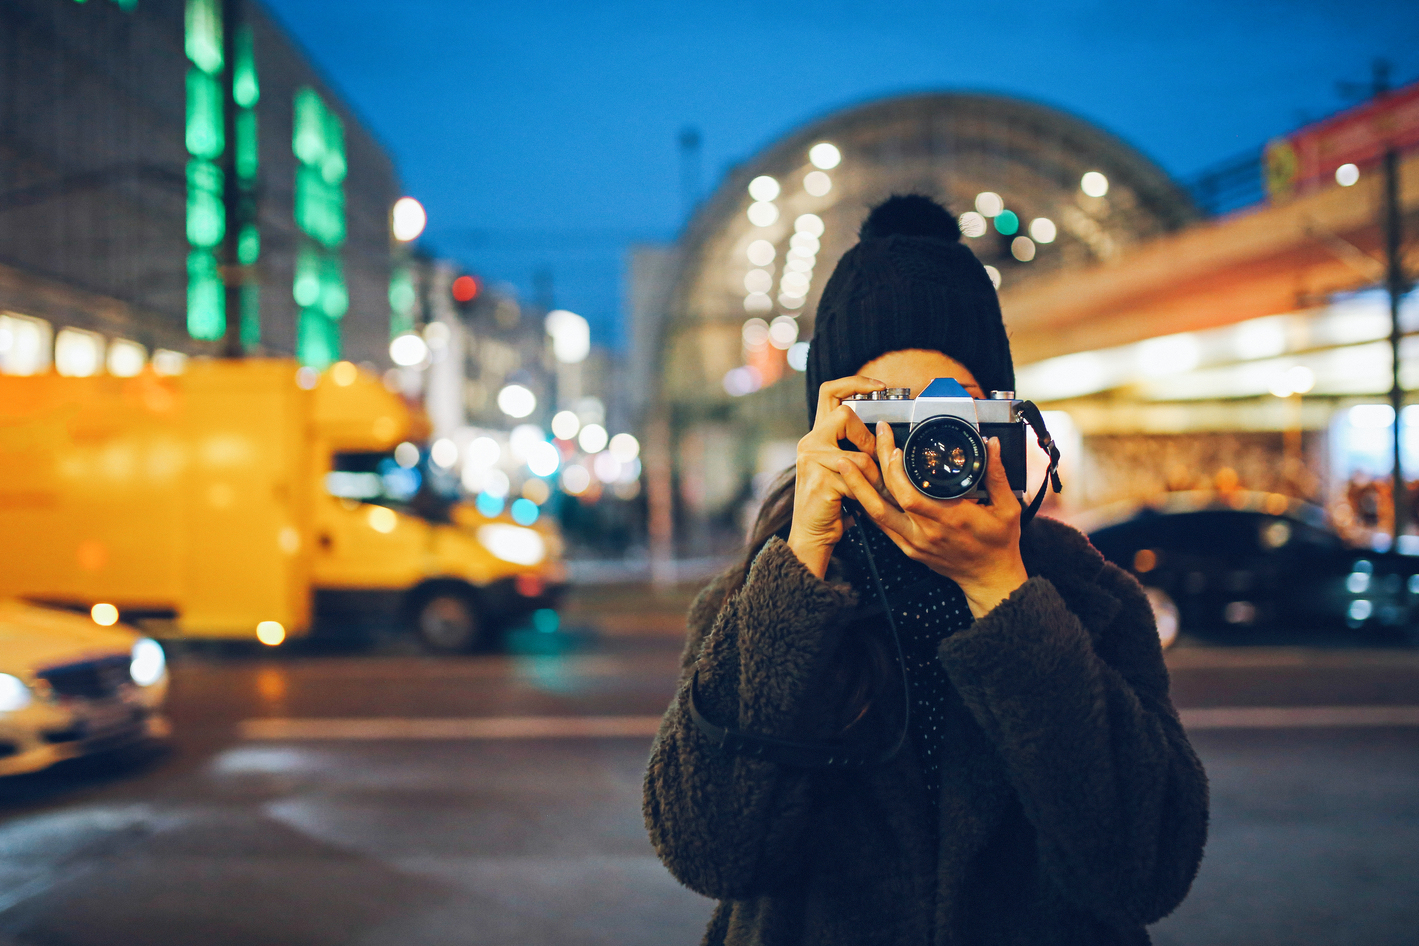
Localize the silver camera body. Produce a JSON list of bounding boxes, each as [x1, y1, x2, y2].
[[843, 378, 1028, 501]]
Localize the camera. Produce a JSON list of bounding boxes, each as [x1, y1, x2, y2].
[[842, 378, 1028, 501]]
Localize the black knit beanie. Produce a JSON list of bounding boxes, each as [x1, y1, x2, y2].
[[805, 194, 1015, 423]]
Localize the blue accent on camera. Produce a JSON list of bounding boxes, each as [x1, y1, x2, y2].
[[918, 377, 973, 399]]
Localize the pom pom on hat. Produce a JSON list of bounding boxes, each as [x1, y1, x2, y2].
[[858, 194, 961, 242]]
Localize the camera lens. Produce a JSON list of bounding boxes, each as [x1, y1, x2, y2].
[[902, 417, 986, 499]]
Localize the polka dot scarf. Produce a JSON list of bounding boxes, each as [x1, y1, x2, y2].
[[836, 522, 974, 805]]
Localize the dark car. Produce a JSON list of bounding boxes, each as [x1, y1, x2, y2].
[[1082, 491, 1419, 646]]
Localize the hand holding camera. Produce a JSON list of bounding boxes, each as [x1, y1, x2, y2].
[[836, 420, 1028, 618], [786, 375, 892, 580]]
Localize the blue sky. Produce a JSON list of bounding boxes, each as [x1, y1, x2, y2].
[[263, 0, 1419, 349]]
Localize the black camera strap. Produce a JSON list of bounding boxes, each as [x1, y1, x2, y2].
[[1017, 400, 1062, 529], [686, 515, 911, 769]]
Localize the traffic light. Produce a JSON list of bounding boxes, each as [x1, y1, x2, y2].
[[452, 275, 480, 304]]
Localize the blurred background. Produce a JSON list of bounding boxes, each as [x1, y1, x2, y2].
[[0, 1, 1416, 944]]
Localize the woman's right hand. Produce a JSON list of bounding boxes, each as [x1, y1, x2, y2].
[[786, 376, 888, 579]]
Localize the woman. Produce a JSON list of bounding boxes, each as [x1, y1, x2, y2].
[[643, 195, 1208, 945]]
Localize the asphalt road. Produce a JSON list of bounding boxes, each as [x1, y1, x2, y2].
[[1, 614, 1417, 946]]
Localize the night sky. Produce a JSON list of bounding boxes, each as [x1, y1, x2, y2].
[[262, 0, 1419, 350]]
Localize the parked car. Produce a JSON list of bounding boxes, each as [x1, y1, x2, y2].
[[1081, 490, 1419, 646], [0, 600, 170, 777]]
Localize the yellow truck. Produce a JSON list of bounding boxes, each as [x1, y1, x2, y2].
[[0, 359, 565, 651]]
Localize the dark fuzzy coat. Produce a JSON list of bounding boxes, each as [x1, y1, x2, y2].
[[643, 516, 1208, 945]]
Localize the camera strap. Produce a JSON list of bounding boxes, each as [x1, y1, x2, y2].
[[686, 515, 911, 769], [1016, 400, 1062, 528]]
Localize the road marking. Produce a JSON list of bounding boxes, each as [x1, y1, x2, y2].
[[1180, 706, 1419, 729], [238, 706, 1419, 741], [239, 715, 666, 741]]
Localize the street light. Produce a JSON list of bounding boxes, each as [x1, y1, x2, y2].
[[391, 197, 426, 242], [389, 332, 428, 367], [545, 309, 590, 364]]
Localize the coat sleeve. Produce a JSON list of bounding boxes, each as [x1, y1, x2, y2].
[[642, 536, 858, 900], [936, 561, 1209, 927]]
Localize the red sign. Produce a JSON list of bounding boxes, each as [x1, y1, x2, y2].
[[1266, 79, 1419, 200]]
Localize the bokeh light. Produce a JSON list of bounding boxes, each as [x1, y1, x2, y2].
[[994, 210, 1019, 235], [984, 265, 1002, 289], [768, 315, 799, 349], [91, 603, 119, 626], [787, 341, 810, 372], [804, 171, 832, 196], [391, 197, 426, 241], [551, 410, 580, 441], [794, 213, 824, 237], [578, 423, 609, 454], [957, 211, 987, 238], [747, 201, 779, 226], [748, 175, 781, 201], [497, 384, 536, 418], [389, 333, 428, 367], [743, 292, 772, 313], [526, 441, 561, 477], [808, 142, 841, 169], [1081, 171, 1109, 197], [511, 498, 540, 525], [974, 192, 1003, 217], [742, 317, 770, 349], [1336, 163, 1360, 187], [1011, 236, 1036, 261], [430, 438, 458, 468], [609, 433, 640, 463], [561, 464, 591, 495], [466, 436, 500, 468], [1029, 217, 1057, 243], [744, 269, 773, 293], [746, 239, 775, 266]]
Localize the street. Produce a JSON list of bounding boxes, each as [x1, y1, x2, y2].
[[1, 600, 1417, 946]]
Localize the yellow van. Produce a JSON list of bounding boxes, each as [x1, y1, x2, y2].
[[0, 359, 564, 651]]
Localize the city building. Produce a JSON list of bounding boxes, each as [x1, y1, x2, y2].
[[0, 0, 402, 374]]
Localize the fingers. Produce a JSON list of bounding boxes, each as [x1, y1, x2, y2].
[[983, 438, 1020, 519], [878, 439, 927, 513], [837, 456, 914, 536], [814, 375, 885, 429]]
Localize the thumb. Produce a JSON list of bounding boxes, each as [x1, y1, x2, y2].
[[984, 438, 1015, 511]]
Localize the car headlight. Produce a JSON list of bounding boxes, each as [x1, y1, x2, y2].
[[130, 638, 166, 687], [476, 524, 546, 566], [0, 673, 32, 712]]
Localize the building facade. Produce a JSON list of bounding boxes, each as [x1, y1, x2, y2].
[[0, 0, 400, 372]]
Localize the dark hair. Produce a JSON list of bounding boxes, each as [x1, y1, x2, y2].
[[725, 468, 893, 733]]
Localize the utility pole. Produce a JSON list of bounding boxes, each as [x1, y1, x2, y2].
[[678, 126, 702, 225], [1369, 60, 1410, 541], [1386, 142, 1407, 539], [220, 0, 246, 358]]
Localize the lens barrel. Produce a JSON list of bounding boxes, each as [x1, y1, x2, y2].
[[902, 416, 986, 499]]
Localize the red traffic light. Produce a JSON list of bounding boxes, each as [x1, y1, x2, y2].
[[452, 275, 480, 303]]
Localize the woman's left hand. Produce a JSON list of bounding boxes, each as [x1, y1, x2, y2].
[[837, 421, 1029, 618]]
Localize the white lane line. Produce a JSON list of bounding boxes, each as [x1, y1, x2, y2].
[[1180, 706, 1419, 729], [238, 707, 1419, 741], [239, 715, 666, 741]]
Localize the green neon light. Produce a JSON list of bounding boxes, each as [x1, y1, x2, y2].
[[297, 311, 339, 369], [184, 0, 223, 75], [319, 254, 348, 319], [234, 26, 259, 107], [111, 0, 138, 10], [187, 249, 224, 340], [994, 210, 1019, 236], [185, 159, 224, 247], [185, 68, 223, 159], [237, 223, 259, 265], [293, 246, 321, 308], [389, 266, 415, 337], [236, 108, 257, 181], [240, 284, 261, 350]]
